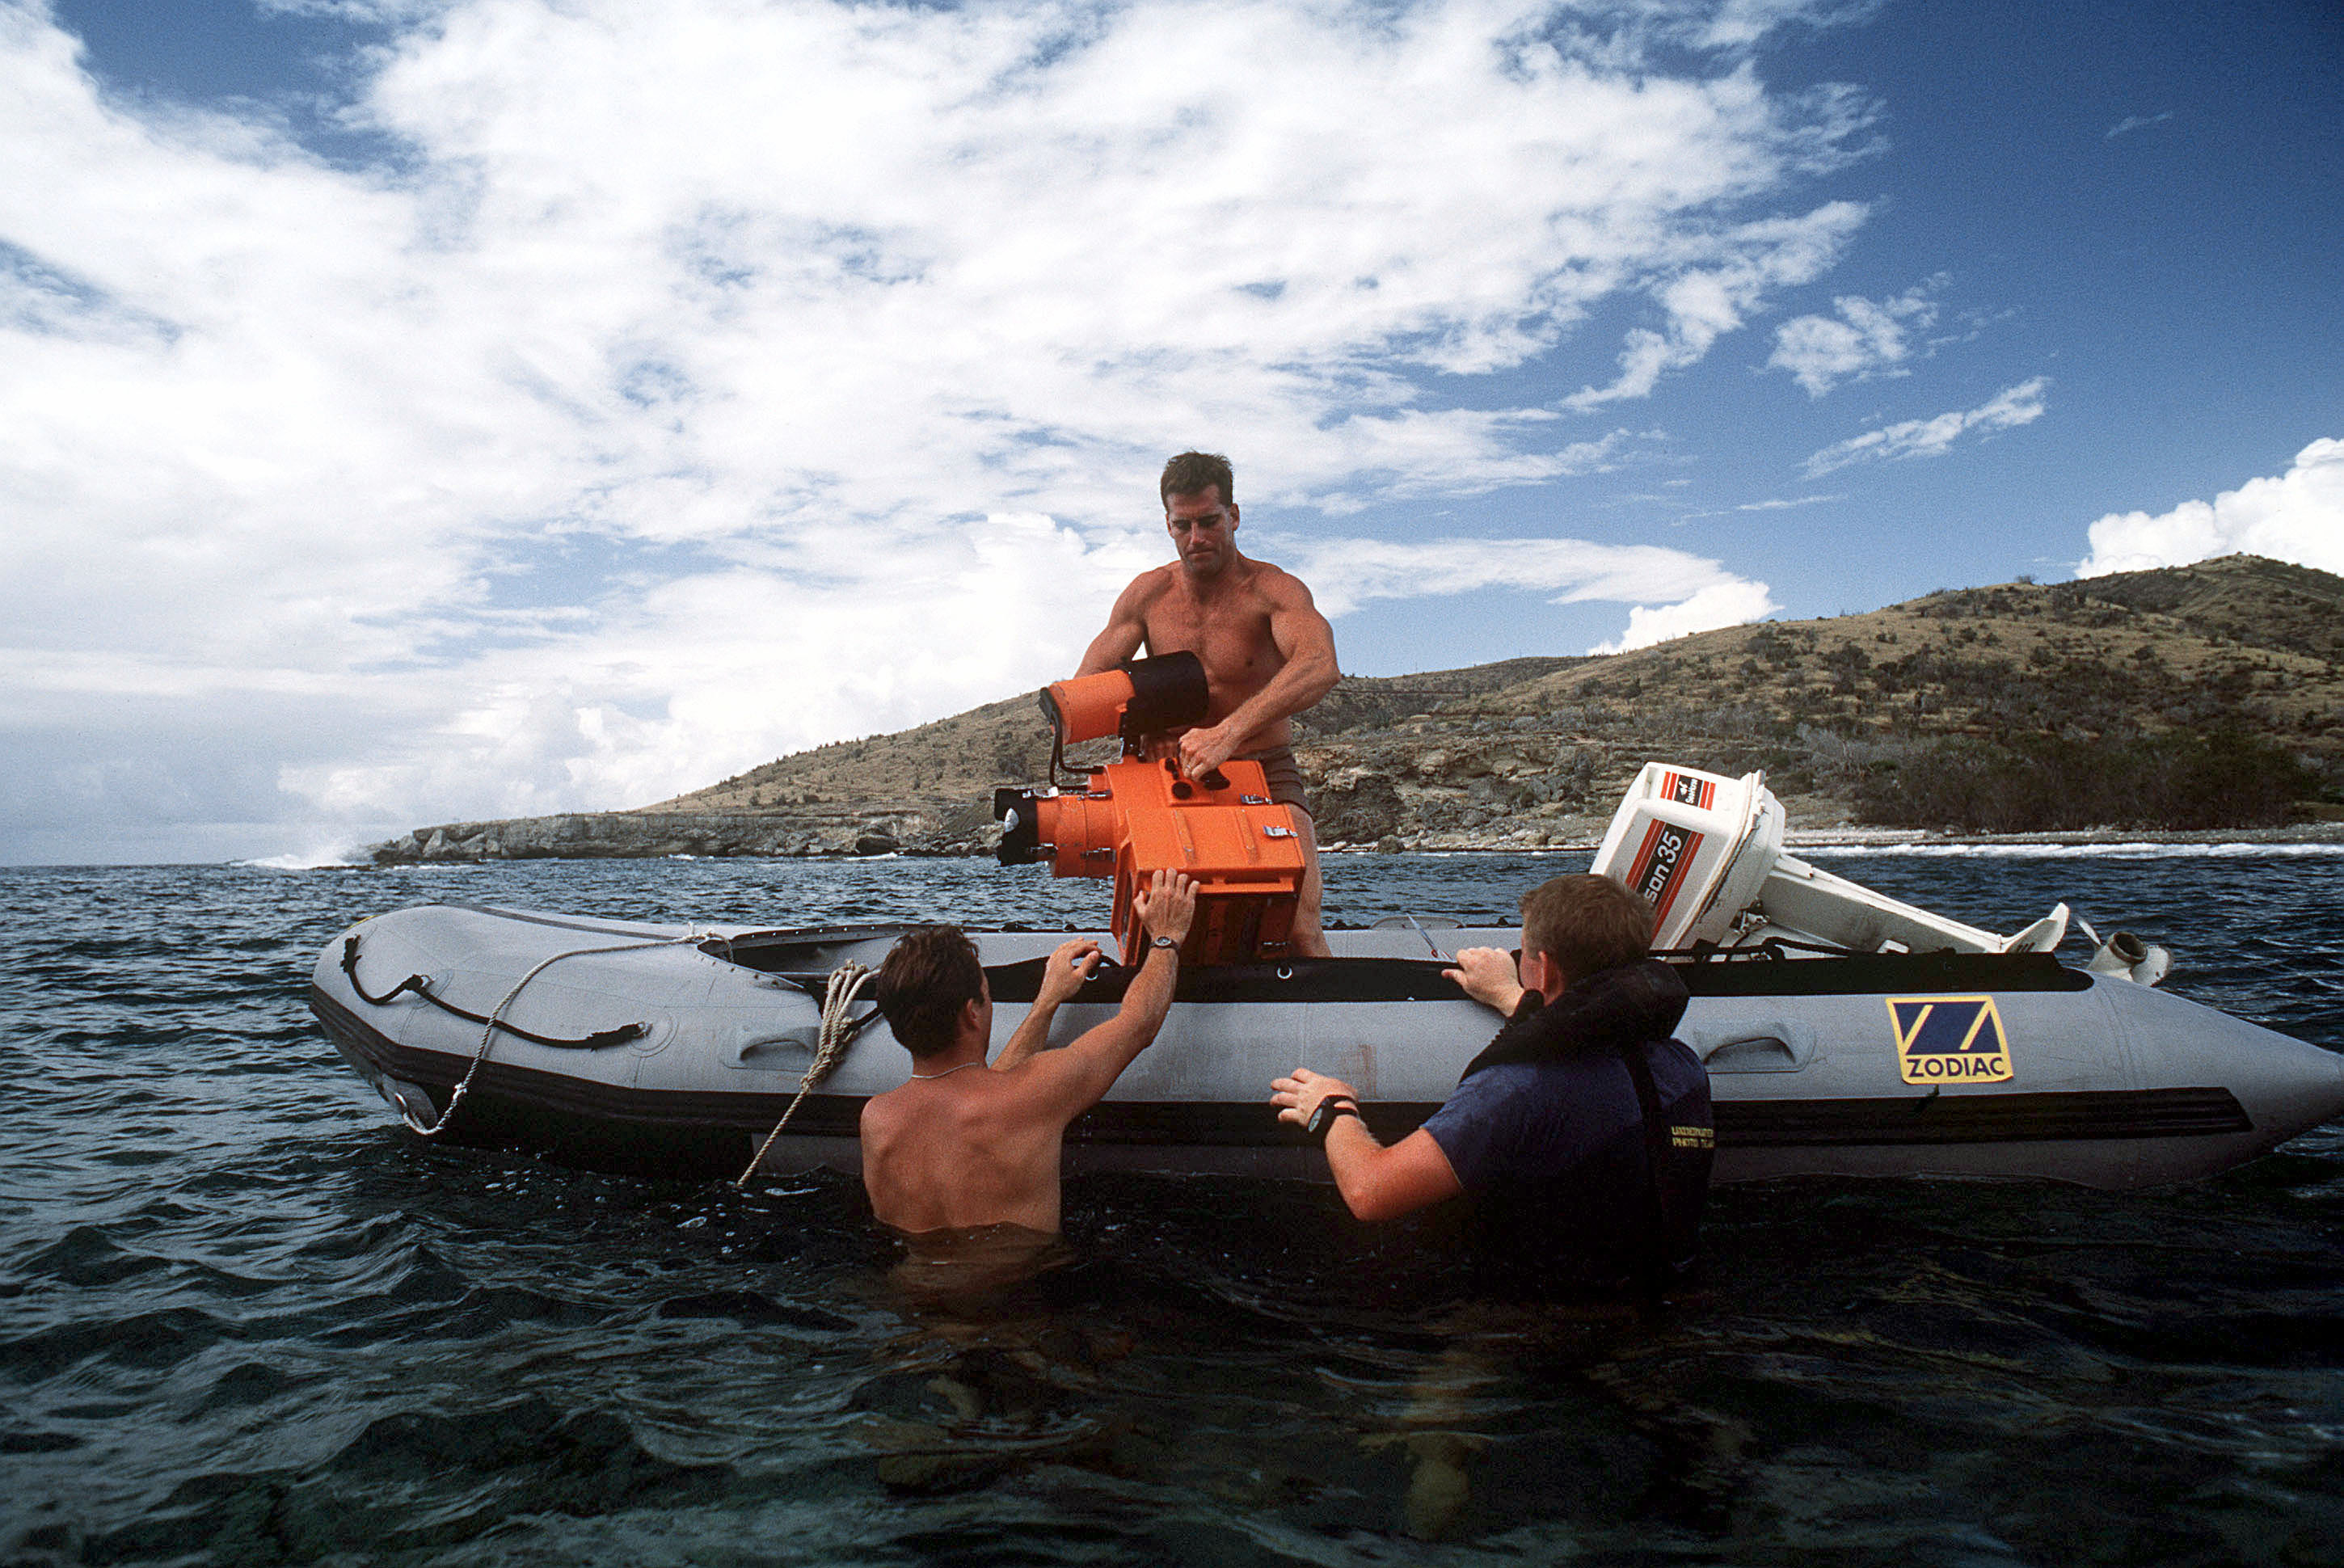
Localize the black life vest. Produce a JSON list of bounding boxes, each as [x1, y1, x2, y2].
[[1461, 959, 1714, 1297]]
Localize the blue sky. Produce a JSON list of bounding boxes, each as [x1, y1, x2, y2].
[[3, 0, 2338, 864]]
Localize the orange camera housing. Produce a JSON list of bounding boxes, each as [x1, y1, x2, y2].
[[997, 655, 1306, 965]]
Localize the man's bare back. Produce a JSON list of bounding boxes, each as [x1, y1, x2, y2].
[[860, 1055, 1090, 1234], [860, 872, 1198, 1236]]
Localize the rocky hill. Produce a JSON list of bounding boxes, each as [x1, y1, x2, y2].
[[371, 554, 2343, 862]]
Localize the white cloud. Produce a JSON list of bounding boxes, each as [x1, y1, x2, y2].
[[2105, 111, 2173, 140], [1735, 493, 1838, 510], [2074, 438, 2344, 579], [1768, 276, 1941, 395], [269, 511, 1162, 821], [1302, 427, 1657, 514], [1692, 0, 1885, 50], [1562, 199, 1871, 409], [1801, 377, 2048, 477], [1288, 535, 1760, 616], [1285, 534, 1777, 652], [1588, 579, 1781, 653], [0, 0, 1870, 858]]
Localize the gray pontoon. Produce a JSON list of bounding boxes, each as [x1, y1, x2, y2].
[[309, 764, 2343, 1191]]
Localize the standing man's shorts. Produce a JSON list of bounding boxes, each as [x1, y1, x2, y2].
[[1236, 746, 1313, 819]]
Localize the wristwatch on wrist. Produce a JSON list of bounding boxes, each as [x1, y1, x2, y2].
[[1150, 934, 1180, 951], [1305, 1097, 1361, 1142]]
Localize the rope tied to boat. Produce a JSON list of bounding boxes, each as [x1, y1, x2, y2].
[[390, 932, 706, 1139], [736, 961, 877, 1188]]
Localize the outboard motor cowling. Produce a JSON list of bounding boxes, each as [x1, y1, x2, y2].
[[1590, 764, 1784, 948]]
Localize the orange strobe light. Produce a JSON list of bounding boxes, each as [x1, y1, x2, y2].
[[997, 654, 1306, 966]]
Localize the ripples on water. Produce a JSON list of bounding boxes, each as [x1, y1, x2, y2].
[[2, 851, 2340, 1564]]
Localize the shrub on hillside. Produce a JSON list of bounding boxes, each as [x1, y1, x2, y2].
[[1854, 727, 2314, 832]]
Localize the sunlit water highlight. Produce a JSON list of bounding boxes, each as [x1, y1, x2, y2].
[[3, 852, 2340, 1565]]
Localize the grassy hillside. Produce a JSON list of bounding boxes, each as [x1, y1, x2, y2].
[[636, 554, 2341, 847]]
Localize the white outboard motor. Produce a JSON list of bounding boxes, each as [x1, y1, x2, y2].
[[1594, 761, 2073, 956], [2081, 922, 2173, 987], [1591, 764, 1784, 948]]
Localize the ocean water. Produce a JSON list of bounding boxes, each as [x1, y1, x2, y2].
[[3, 849, 2341, 1566]]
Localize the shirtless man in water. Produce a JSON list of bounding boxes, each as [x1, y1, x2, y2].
[[860, 870, 1197, 1237], [1077, 451, 1340, 957]]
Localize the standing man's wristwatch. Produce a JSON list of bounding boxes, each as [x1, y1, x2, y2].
[[1305, 1097, 1361, 1141], [1151, 934, 1180, 951]]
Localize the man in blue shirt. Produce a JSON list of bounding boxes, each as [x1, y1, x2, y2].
[[1271, 874, 1714, 1295]]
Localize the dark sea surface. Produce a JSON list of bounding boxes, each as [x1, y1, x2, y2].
[[4, 849, 2342, 1566]]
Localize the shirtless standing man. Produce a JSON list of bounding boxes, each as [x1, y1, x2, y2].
[[1077, 451, 1340, 958]]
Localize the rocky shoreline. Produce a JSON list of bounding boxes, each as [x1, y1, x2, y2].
[[366, 804, 993, 864], [365, 804, 2344, 864]]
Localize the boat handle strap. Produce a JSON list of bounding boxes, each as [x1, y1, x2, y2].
[[340, 928, 706, 1139], [342, 934, 650, 1050]]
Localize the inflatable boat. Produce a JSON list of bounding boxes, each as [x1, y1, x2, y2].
[[308, 762, 2344, 1191]]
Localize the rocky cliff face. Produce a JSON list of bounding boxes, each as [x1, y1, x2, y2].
[[370, 556, 2344, 863], [369, 804, 1001, 864]]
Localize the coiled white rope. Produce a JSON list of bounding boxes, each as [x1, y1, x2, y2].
[[398, 932, 706, 1138], [735, 961, 877, 1187]]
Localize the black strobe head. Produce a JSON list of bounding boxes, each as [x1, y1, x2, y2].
[[1119, 650, 1209, 743]]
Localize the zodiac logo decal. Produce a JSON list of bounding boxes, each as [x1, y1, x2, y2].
[[1887, 996, 2013, 1085]]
